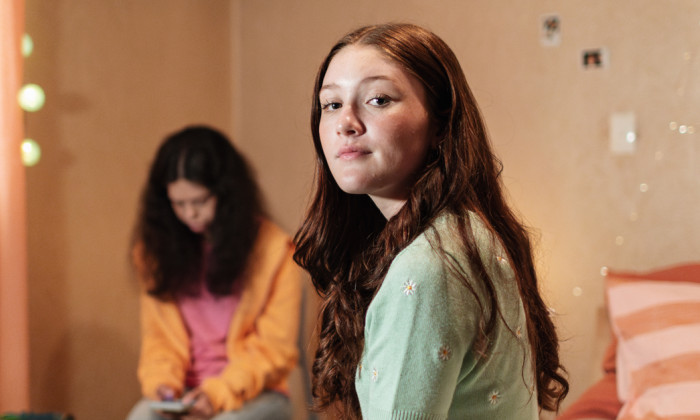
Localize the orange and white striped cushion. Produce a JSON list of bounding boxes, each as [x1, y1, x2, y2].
[[607, 269, 700, 420]]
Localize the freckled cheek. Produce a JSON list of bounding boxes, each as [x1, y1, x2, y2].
[[320, 141, 335, 167], [318, 123, 335, 158]]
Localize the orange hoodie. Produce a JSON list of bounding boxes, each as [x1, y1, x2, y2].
[[135, 219, 302, 412]]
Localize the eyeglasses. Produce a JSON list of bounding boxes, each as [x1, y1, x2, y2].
[[169, 192, 215, 210]]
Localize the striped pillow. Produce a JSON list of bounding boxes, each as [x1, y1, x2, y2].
[[606, 264, 700, 420]]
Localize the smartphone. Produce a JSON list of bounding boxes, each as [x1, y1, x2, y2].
[[149, 400, 193, 413]]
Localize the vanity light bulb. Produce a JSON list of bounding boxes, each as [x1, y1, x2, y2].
[[22, 34, 33, 58], [18, 84, 45, 112], [21, 138, 41, 167]]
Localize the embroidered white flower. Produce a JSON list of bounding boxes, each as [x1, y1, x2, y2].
[[516, 326, 523, 339], [402, 279, 417, 296], [496, 256, 507, 264], [371, 368, 378, 382], [488, 390, 500, 405], [438, 345, 452, 361]]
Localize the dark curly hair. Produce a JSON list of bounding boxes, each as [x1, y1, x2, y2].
[[132, 125, 264, 298], [294, 23, 568, 418]]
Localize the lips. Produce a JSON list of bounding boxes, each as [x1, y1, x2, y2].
[[337, 146, 370, 160]]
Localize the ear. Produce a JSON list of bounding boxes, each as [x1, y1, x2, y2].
[[430, 126, 443, 150]]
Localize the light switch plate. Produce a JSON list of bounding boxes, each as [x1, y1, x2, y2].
[[609, 112, 636, 155]]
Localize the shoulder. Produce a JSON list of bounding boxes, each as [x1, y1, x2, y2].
[[251, 218, 294, 259], [429, 211, 501, 256], [432, 211, 513, 278], [245, 218, 298, 285], [257, 218, 292, 243], [391, 211, 505, 275]]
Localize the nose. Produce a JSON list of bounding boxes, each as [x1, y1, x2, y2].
[[336, 106, 365, 136], [183, 204, 199, 220]]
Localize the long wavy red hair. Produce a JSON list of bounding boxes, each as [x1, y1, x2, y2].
[[294, 23, 568, 418]]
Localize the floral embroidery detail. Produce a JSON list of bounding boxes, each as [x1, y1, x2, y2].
[[496, 256, 507, 264], [438, 345, 452, 361], [516, 326, 523, 339], [371, 368, 378, 382], [402, 279, 417, 296], [488, 390, 500, 405]]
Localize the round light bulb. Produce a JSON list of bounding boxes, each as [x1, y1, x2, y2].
[[22, 34, 33, 58], [21, 138, 41, 167], [17, 84, 45, 112]]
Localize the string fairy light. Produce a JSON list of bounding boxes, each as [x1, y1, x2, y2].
[[599, 40, 698, 278], [21, 139, 41, 167], [18, 32, 44, 167]]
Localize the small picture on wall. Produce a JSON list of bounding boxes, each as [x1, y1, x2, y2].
[[581, 48, 609, 70], [540, 14, 561, 46]]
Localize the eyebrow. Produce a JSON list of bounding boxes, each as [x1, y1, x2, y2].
[[320, 75, 394, 92]]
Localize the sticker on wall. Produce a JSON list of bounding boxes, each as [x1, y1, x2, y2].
[[540, 14, 561, 47], [581, 47, 609, 70]]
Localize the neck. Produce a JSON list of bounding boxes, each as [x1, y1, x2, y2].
[[369, 195, 407, 220]]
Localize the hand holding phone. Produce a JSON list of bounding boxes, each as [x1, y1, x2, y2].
[[149, 399, 194, 413]]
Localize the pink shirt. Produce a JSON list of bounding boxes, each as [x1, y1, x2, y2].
[[178, 279, 240, 388]]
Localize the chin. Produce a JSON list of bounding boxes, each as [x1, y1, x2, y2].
[[338, 187, 367, 196], [188, 225, 206, 234], [335, 181, 369, 196]]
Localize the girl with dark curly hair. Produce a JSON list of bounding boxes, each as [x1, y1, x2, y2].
[[127, 125, 301, 420], [294, 23, 568, 419]]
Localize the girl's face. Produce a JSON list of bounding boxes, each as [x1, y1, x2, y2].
[[318, 45, 435, 219], [167, 178, 217, 234]]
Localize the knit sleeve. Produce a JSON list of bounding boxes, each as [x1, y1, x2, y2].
[[356, 237, 480, 420]]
